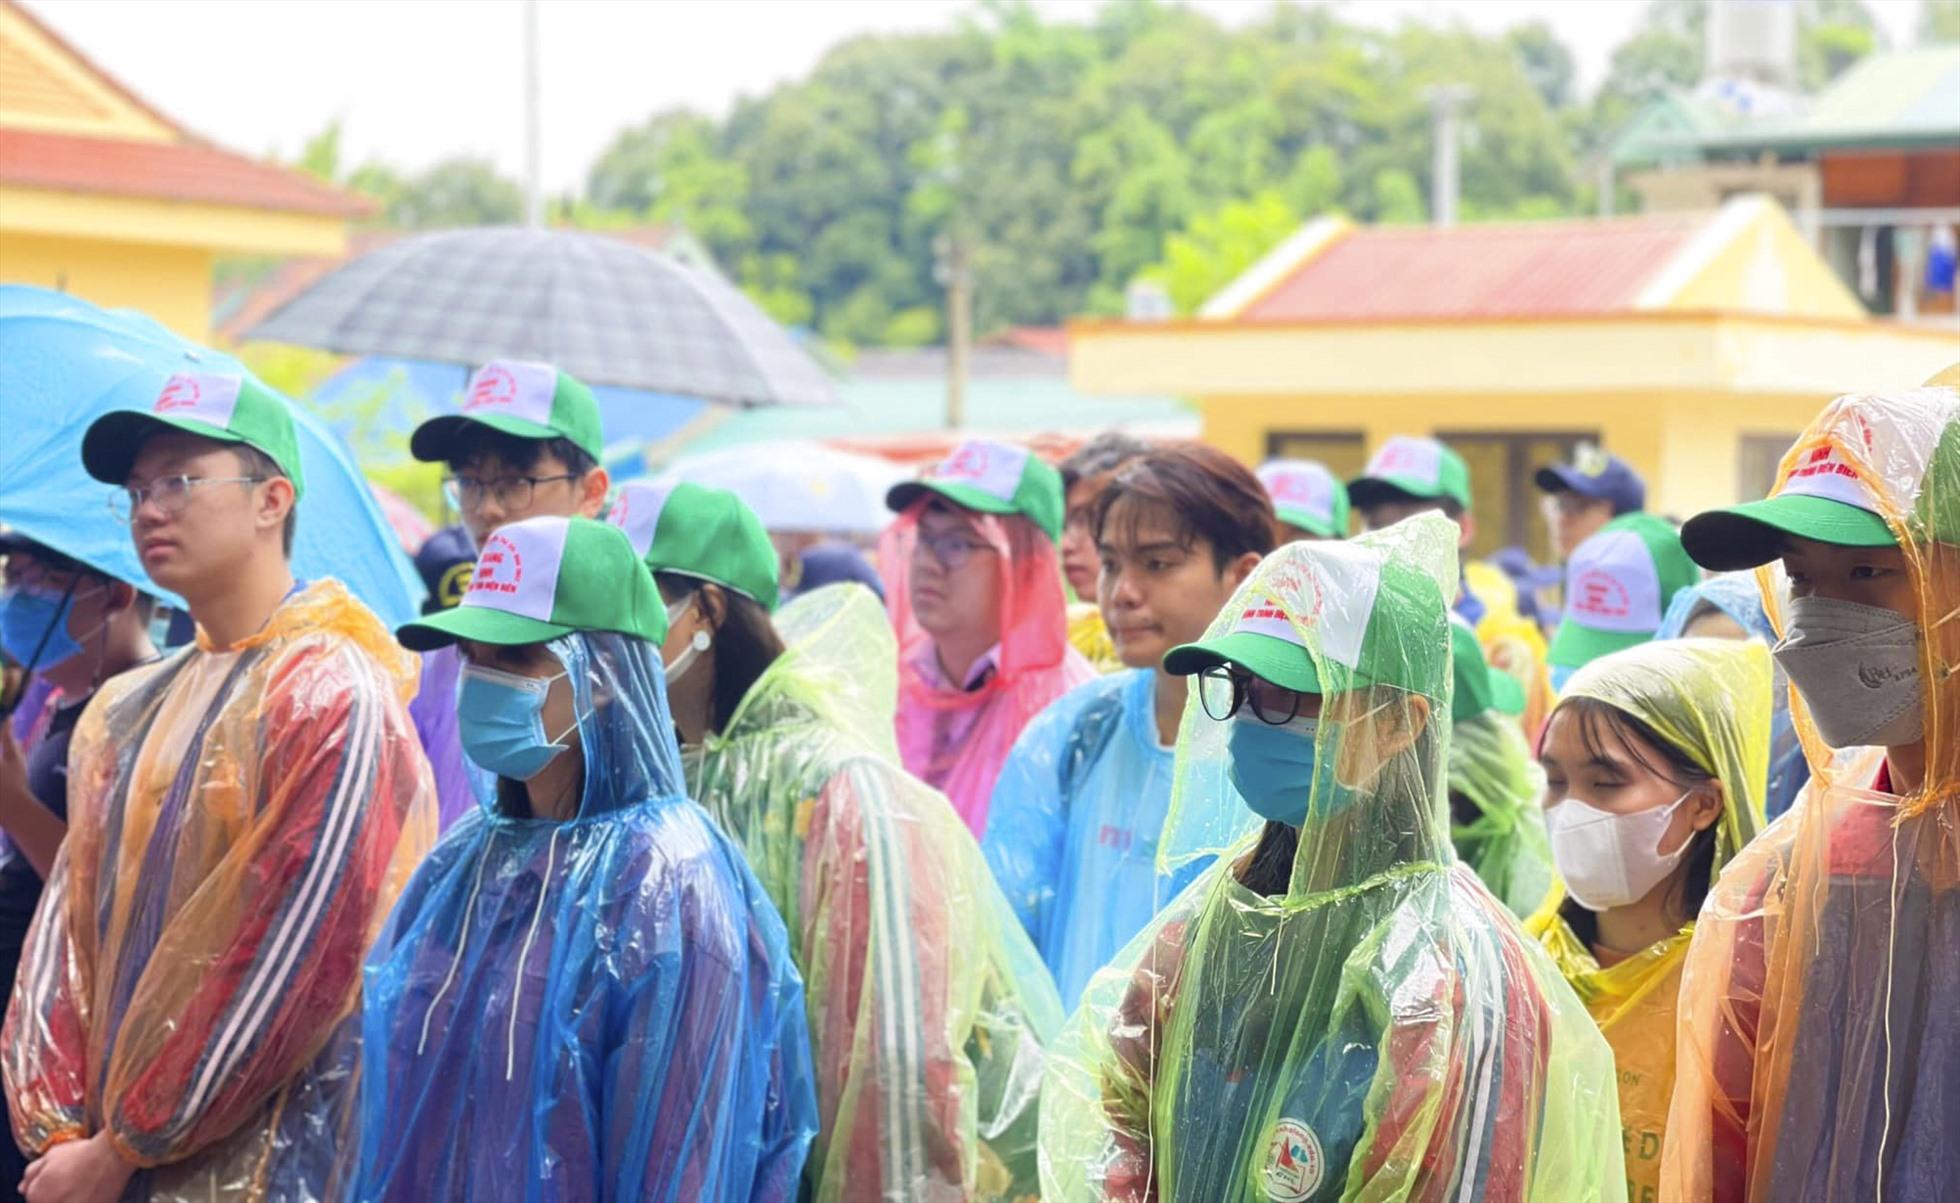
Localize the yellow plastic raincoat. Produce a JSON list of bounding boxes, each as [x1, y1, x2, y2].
[[1040, 514, 1625, 1203], [1, 580, 435, 1202], [1527, 638, 1769, 1203], [685, 584, 1063, 1203], [1661, 386, 1960, 1203]]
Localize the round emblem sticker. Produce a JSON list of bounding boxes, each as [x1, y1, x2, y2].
[[1260, 1117, 1324, 1203]]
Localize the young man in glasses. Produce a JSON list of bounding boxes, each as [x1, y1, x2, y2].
[[982, 443, 1272, 1005], [406, 359, 609, 827], [4, 371, 432, 1203]]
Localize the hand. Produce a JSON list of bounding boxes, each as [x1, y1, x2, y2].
[[20, 1132, 136, 1203]]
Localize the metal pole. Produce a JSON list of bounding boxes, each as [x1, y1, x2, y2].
[[1426, 85, 1471, 228], [946, 234, 970, 429], [522, 0, 543, 228]]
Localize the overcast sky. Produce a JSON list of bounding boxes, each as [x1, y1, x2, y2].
[[26, 0, 1927, 194]]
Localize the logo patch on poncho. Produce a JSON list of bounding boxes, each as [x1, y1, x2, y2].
[[1259, 1117, 1324, 1202]]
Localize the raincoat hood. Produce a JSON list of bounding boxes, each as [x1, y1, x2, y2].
[[880, 500, 1094, 832], [357, 629, 818, 1202], [1448, 709, 1554, 918], [1663, 386, 1960, 1203]]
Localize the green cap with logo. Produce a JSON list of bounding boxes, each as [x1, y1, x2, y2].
[[886, 438, 1065, 542], [82, 370, 307, 498], [1549, 512, 1698, 670], [1681, 387, 1960, 571], [1164, 535, 1451, 700], [605, 480, 781, 611], [1450, 617, 1526, 723], [1347, 435, 1473, 514], [396, 515, 667, 650], [1258, 460, 1350, 539], [410, 359, 605, 466]]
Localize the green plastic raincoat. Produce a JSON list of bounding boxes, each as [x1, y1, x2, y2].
[[1448, 710, 1554, 917], [684, 584, 1064, 1203], [1039, 514, 1624, 1203], [1527, 638, 1768, 1203]]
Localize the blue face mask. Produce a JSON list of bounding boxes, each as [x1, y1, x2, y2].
[[1, 587, 92, 671], [1226, 716, 1325, 827], [457, 662, 575, 782]]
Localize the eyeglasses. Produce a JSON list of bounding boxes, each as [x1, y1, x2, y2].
[[442, 473, 580, 512], [110, 475, 265, 522], [1197, 665, 1306, 725], [910, 531, 997, 572]]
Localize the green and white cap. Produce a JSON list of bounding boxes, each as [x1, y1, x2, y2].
[[1164, 537, 1449, 698], [1347, 436, 1472, 513], [886, 438, 1065, 542], [83, 370, 306, 497], [410, 358, 604, 465], [1258, 459, 1349, 539], [1681, 389, 1960, 570], [605, 480, 781, 610], [1450, 615, 1525, 723], [396, 515, 667, 650], [1548, 512, 1698, 670]]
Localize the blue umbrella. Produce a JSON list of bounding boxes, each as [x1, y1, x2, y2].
[[0, 285, 425, 627]]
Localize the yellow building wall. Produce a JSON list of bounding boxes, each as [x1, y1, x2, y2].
[[1662, 204, 1863, 318], [0, 3, 176, 141], [0, 230, 213, 339]]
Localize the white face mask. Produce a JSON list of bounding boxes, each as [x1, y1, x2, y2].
[[662, 595, 711, 683], [1544, 791, 1696, 912]]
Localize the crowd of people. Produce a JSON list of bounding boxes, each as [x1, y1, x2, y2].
[[0, 351, 1953, 1203]]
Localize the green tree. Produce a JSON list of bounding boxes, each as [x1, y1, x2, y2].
[[1924, 0, 1960, 41], [1139, 189, 1300, 314]]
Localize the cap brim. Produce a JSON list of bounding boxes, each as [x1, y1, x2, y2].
[[397, 605, 574, 651], [1275, 506, 1340, 539], [1534, 465, 1591, 496], [885, 479, 1018, 518], [1547, 621, 1652, 671], [1163, 631, 1321, 693], [81, 412, 244, 484], [1347, 475, 1440, 510], [411, 413, 562, 463], [1680, 495, 1896, 572]]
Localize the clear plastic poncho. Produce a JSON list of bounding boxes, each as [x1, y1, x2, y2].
[[681, 583, 1063, 1203], [2, 580, 436, 1202], [356, 630, 818, 1203], [1655, 576, 1809, 820], [1526, 638, 1768, 1203], [982, 668, 1215, 1008], [1446, 710, 1554, 918], [1041, 514, 1625, 1203], [1662, 387, 1960, 1203], [881, 502, 1095, 835]]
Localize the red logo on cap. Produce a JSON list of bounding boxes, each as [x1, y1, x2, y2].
[[155, 376, 201, 414], [608, 489, 632, 532], [1571, 568, 1630, 619], [469, 533, 524, 595], [465, 365, 519, 412], [1372, 441, 1423, 474], [1787, 443, 1858, 485], [939, 443, 991, 482], [1268, 472, 1323, 507]]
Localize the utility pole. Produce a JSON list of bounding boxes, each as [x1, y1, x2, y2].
[[943, 233, 971, 429], [522, 0, 544, 228], [1425, 84, 1472, 228]]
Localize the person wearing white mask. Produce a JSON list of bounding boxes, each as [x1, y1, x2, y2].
[[606, 481, 1064, 1203], [1528, 639, 1767, 1202]]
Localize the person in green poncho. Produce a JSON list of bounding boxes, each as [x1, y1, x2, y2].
[[605, 480, 1064, 1203], [1444, 618, 1555, 917], [1038, 513, 1625, 1203]]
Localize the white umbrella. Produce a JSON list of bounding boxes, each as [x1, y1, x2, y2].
[[657, 440, 909, 534]]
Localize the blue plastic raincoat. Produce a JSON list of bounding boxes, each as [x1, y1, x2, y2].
[[355, 631, 817, 1202], [982, 669, 1213, 1007]]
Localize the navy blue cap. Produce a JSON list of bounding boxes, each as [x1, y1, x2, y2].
[[789, 541, 885, 603], [414, 524, 477, 615], [1534, 448, 1645, 515]]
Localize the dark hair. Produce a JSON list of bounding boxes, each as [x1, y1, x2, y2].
[[1239, 820, 1299, 897], [447, 425, 599, 479], [1060, 431, 1149, 492], [1091, 442, 1278, 571], [232, 445, 298, 557], [656, 573, 786, 734], [1359, 489, 1464, 522], [1555, 698, 1720, 944]]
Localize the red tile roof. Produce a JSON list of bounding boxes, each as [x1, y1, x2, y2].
[[1238, 213, 1708, 322], [0, 127, 374, 219]]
